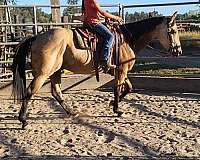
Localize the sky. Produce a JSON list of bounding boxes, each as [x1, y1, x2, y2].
[[14, 0, 200, 16]]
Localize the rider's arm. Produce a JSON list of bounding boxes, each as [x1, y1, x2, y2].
[[92, 0, 121, 21]]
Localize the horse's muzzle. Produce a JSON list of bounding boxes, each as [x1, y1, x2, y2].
[[169, 46, 182, 57]]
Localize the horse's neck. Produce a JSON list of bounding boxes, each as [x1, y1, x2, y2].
[[135, 32, 154, 52]]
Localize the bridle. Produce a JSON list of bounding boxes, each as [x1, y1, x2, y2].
[[148, 21, 181, 57], [120, 19, 181, 57], [167, 22, 181, 55], [120, 24, 170, 57]]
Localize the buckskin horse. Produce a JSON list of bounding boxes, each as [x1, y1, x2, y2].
[[12, 12, 182, 128]]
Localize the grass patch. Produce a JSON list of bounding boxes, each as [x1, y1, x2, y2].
[[180, 31, 200, 48], [132, 61, 200, 75]]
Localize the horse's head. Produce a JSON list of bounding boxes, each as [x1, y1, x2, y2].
[[155, 12, 182, 56]]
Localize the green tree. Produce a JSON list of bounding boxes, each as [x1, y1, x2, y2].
[[63, 0, 81, 16], [36, 8, 51, 23], [0, 0, 16, 22], [10, 7, 51, 23], [125, 11, 162, 23], [0, 0, 16, 4]]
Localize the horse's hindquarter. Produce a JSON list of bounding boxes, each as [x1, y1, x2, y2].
[[31, 28, 69, 76]]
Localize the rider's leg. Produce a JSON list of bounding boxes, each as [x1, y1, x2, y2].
[[93, 23, 114, 69]]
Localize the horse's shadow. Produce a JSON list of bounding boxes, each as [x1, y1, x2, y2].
[[71, 90, 200, 129], [71, 116, 160, 157], [122, 96, 200, 130], [135, 89, 200, 100], [0, 134, 27, 157], [0, 95, 161, 158]]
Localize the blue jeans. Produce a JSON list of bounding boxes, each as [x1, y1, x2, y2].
[[93, 23, 114, 61]]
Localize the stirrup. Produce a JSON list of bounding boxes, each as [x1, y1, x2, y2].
[[100, 60, 116, 73], [107, 58, 116, 69], [107, 63, 116, 69]]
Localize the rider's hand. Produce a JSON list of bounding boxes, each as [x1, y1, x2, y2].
[[115, 16, 123, 24]]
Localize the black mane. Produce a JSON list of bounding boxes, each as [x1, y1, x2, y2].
[[121, 16, 166, 41]]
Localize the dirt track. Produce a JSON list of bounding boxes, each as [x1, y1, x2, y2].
[[0, 89, 200, 159]]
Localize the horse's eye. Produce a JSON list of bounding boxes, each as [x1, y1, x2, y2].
[[168, 28, 176, 34], [169, 29, 176, 34]]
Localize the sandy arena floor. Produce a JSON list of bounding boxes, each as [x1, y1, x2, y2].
[[0, 89, 200, 159]]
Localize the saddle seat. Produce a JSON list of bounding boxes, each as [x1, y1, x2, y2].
[[72, 24, 98, 50]]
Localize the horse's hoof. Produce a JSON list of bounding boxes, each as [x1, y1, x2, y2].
[[109, 100, 114, 106], [117, 111, 123, 117], [22, 121, 28, 129], [65, 113, 71, 118], [65, 110, 79, 118], [113, 110, 123, 117], [71, 111, 79, 117]]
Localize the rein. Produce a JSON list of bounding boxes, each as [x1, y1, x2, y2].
[[167, 26, 181, 55], [146, 45, 171, 57], [120, 24, 136, 49], [121, 24, 171, 57]]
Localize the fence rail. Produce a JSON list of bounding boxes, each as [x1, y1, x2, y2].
[[1, 2, 200, 81], [122, 1, 200, 8]]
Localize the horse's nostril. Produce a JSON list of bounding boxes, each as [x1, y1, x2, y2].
[[177, 51, 182, 56], [172, 51, 179, 57]]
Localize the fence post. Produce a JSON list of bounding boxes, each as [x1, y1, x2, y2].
[[62, 16, 69, 28], [50, 0, 61, 24], [33, 5, 38, 35], [122, 5, 125, 23]]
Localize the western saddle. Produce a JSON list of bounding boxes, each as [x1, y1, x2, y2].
[[72, 21, 123, 81]]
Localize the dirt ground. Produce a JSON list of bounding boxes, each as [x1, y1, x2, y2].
[[0, 89, 200, 159]]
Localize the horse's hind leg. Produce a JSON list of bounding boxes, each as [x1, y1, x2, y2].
[[50, 70, 74, 116], [18, 87, 32, 129], [18, 74, 48, 129]]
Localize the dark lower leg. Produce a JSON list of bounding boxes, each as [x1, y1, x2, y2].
[[113, 85, 123, 117], [119, 79, 132, 101], [18, 75, 47, 128], [18, 89, 32, 129]]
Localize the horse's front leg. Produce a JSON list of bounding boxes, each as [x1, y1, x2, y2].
[[112, 70, 126, 116], [111, 66, 130, 116], [119, 78, 132, 101], [113, 84, 123, 117]]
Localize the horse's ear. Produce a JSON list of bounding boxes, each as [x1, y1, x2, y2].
[[172, 11, 178, 19], [169, 11, 177, 25]]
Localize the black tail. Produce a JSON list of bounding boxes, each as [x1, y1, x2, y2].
[[12, 36, 36, 102]]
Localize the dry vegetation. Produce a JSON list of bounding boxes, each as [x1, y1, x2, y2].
[[180, 31, 200, 48], [132, 31, 200, 76], [133, 62, 200, 76]]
